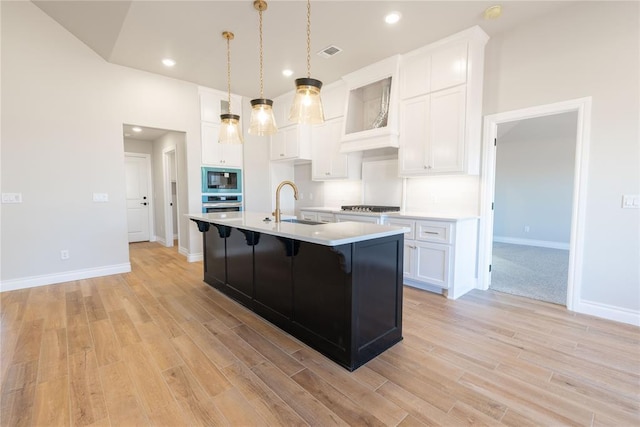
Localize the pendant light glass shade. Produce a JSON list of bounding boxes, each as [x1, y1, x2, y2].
[[289, 77, 324, 124], [248, 99, 278, 135], [248, 1, 278, 136], [219, 113, 243, 144], [219, 31, 243, 144], [289, 0, 324, 125]]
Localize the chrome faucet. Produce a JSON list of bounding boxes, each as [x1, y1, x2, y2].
[[273, 180, 299, 222]]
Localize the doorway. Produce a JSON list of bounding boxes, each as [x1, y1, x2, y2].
[[479, 97, 592, 311], [490, 112, 577, 304], [163, 147, 179, 248], [123, 124, 185, 251]]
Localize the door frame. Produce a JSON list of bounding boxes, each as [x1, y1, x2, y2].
[[478, 97, 592, 311], [162, 146, 179, 248], [124, 152, 155, 242]]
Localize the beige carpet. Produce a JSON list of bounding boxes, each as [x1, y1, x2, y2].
[[489, 242, 569, 305]]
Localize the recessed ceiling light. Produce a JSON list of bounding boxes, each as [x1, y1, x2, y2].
[[282, 69, 293, 77], [132, 127, 142, 133], [385, 12, 401, 24], [483, 5, 502, 20], [162, 58, 176, 67]]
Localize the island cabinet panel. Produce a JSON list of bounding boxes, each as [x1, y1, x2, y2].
[[203, 224, 229, 287], [224, 228, 255, 306], [253, 233, 294, 325], [291, 242, 352, 364]]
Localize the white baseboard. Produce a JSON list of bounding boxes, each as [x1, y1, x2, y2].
[[186, 250, 203, 262], [493, 236, 570, 250], [156, 236, 166, 245], [576, 299, 640, 327], [0, 263, 132, 293]]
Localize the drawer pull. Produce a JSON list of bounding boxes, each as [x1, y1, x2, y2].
[[423, 231, 440, 235]]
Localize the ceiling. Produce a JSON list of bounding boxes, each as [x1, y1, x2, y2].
[[123, 124, 169, 141], [33, 1, 575, 99]]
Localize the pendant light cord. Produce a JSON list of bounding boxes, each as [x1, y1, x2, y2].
[[226, 34, 232, 113], [306, 0, 311, 78], [259, 8, 264, 98]]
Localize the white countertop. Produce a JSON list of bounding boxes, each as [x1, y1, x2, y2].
[[188, 212, 408, 246], [301, 207, 479, 221]]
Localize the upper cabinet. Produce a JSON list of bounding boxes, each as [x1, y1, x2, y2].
[[199, 87, 244, 167], [199, 87, 242, 125], [398, 26, 488, 176], [270, 92, 312, 162], [340, 55, 401, 153], [201, 122, 243, 167], [312, 117, 362, 180]]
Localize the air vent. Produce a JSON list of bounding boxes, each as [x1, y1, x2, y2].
[[317, 45, 343, 59]]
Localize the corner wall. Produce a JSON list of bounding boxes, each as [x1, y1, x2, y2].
[[483, 1, 640, 321]]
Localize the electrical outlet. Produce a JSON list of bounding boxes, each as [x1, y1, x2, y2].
[[622, 195, 640, 209], [524, 225, 530, 233], [60, 250, 69, 260]]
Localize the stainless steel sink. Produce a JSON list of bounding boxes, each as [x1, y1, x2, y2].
[[280, 218, 323, 225]]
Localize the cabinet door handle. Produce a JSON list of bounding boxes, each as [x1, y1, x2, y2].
[[280, 153, 285, 157], [424, 165, 432, 169]]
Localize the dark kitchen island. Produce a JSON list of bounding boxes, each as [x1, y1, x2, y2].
[[189, 212, 406, 371]]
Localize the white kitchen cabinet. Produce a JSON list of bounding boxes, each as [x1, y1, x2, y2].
[[200, 88, 242, 124], [321, 80, 347, 120], [399, 85, 466, 175], [270, 124, 311, 162], [201, 122, 243, 167], [383, 216, 478, 299], [312, 118, 362, 180], [299, 210, 335, 223], [398, 26, 487, 176], [334, 213, 381, 224]]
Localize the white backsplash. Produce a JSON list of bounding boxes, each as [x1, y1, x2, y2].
[[324, 180, 363, 207], [405, 175, 480, 215], [293, 164, 325, 210]]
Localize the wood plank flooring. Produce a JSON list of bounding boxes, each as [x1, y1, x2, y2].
[[1, 241, 638, 426]]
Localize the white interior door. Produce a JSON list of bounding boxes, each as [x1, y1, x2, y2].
[[125, 154, 152, 242]]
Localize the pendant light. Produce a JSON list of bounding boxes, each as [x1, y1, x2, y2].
[[219, 31, 243, 144], [288, 0, 324, 124], [248, 0, 278, 135]]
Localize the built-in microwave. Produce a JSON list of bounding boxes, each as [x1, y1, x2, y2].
[[201, 167, 242, 194]]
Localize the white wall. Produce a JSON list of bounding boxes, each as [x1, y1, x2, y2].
[[493, 112, 577, 245], [0, 2, 202, 289], [404, 175, 480, 215], [483, 2, 640, 314]]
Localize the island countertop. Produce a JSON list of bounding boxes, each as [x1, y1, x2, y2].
[[188, 212, 409, 246]]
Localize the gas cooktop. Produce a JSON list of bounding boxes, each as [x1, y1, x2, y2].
[[340, 205, 401, 213]]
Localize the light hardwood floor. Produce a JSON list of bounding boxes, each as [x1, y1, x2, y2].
[[1, 241, 638, 426]]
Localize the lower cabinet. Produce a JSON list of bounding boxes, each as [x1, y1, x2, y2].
[[383, 216, 478, 299], [198, 221, 403, 371], [299, 210, 335, 223]]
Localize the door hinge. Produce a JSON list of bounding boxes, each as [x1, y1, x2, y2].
[[489, 264, 492, 272], [494, 138, 497, 146], [491, 202, 494, 210]]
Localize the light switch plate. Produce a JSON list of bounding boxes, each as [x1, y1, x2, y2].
[[93, 193, 109, 202], [622, 195, 639, 209], [1, 193, 23, 203]]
